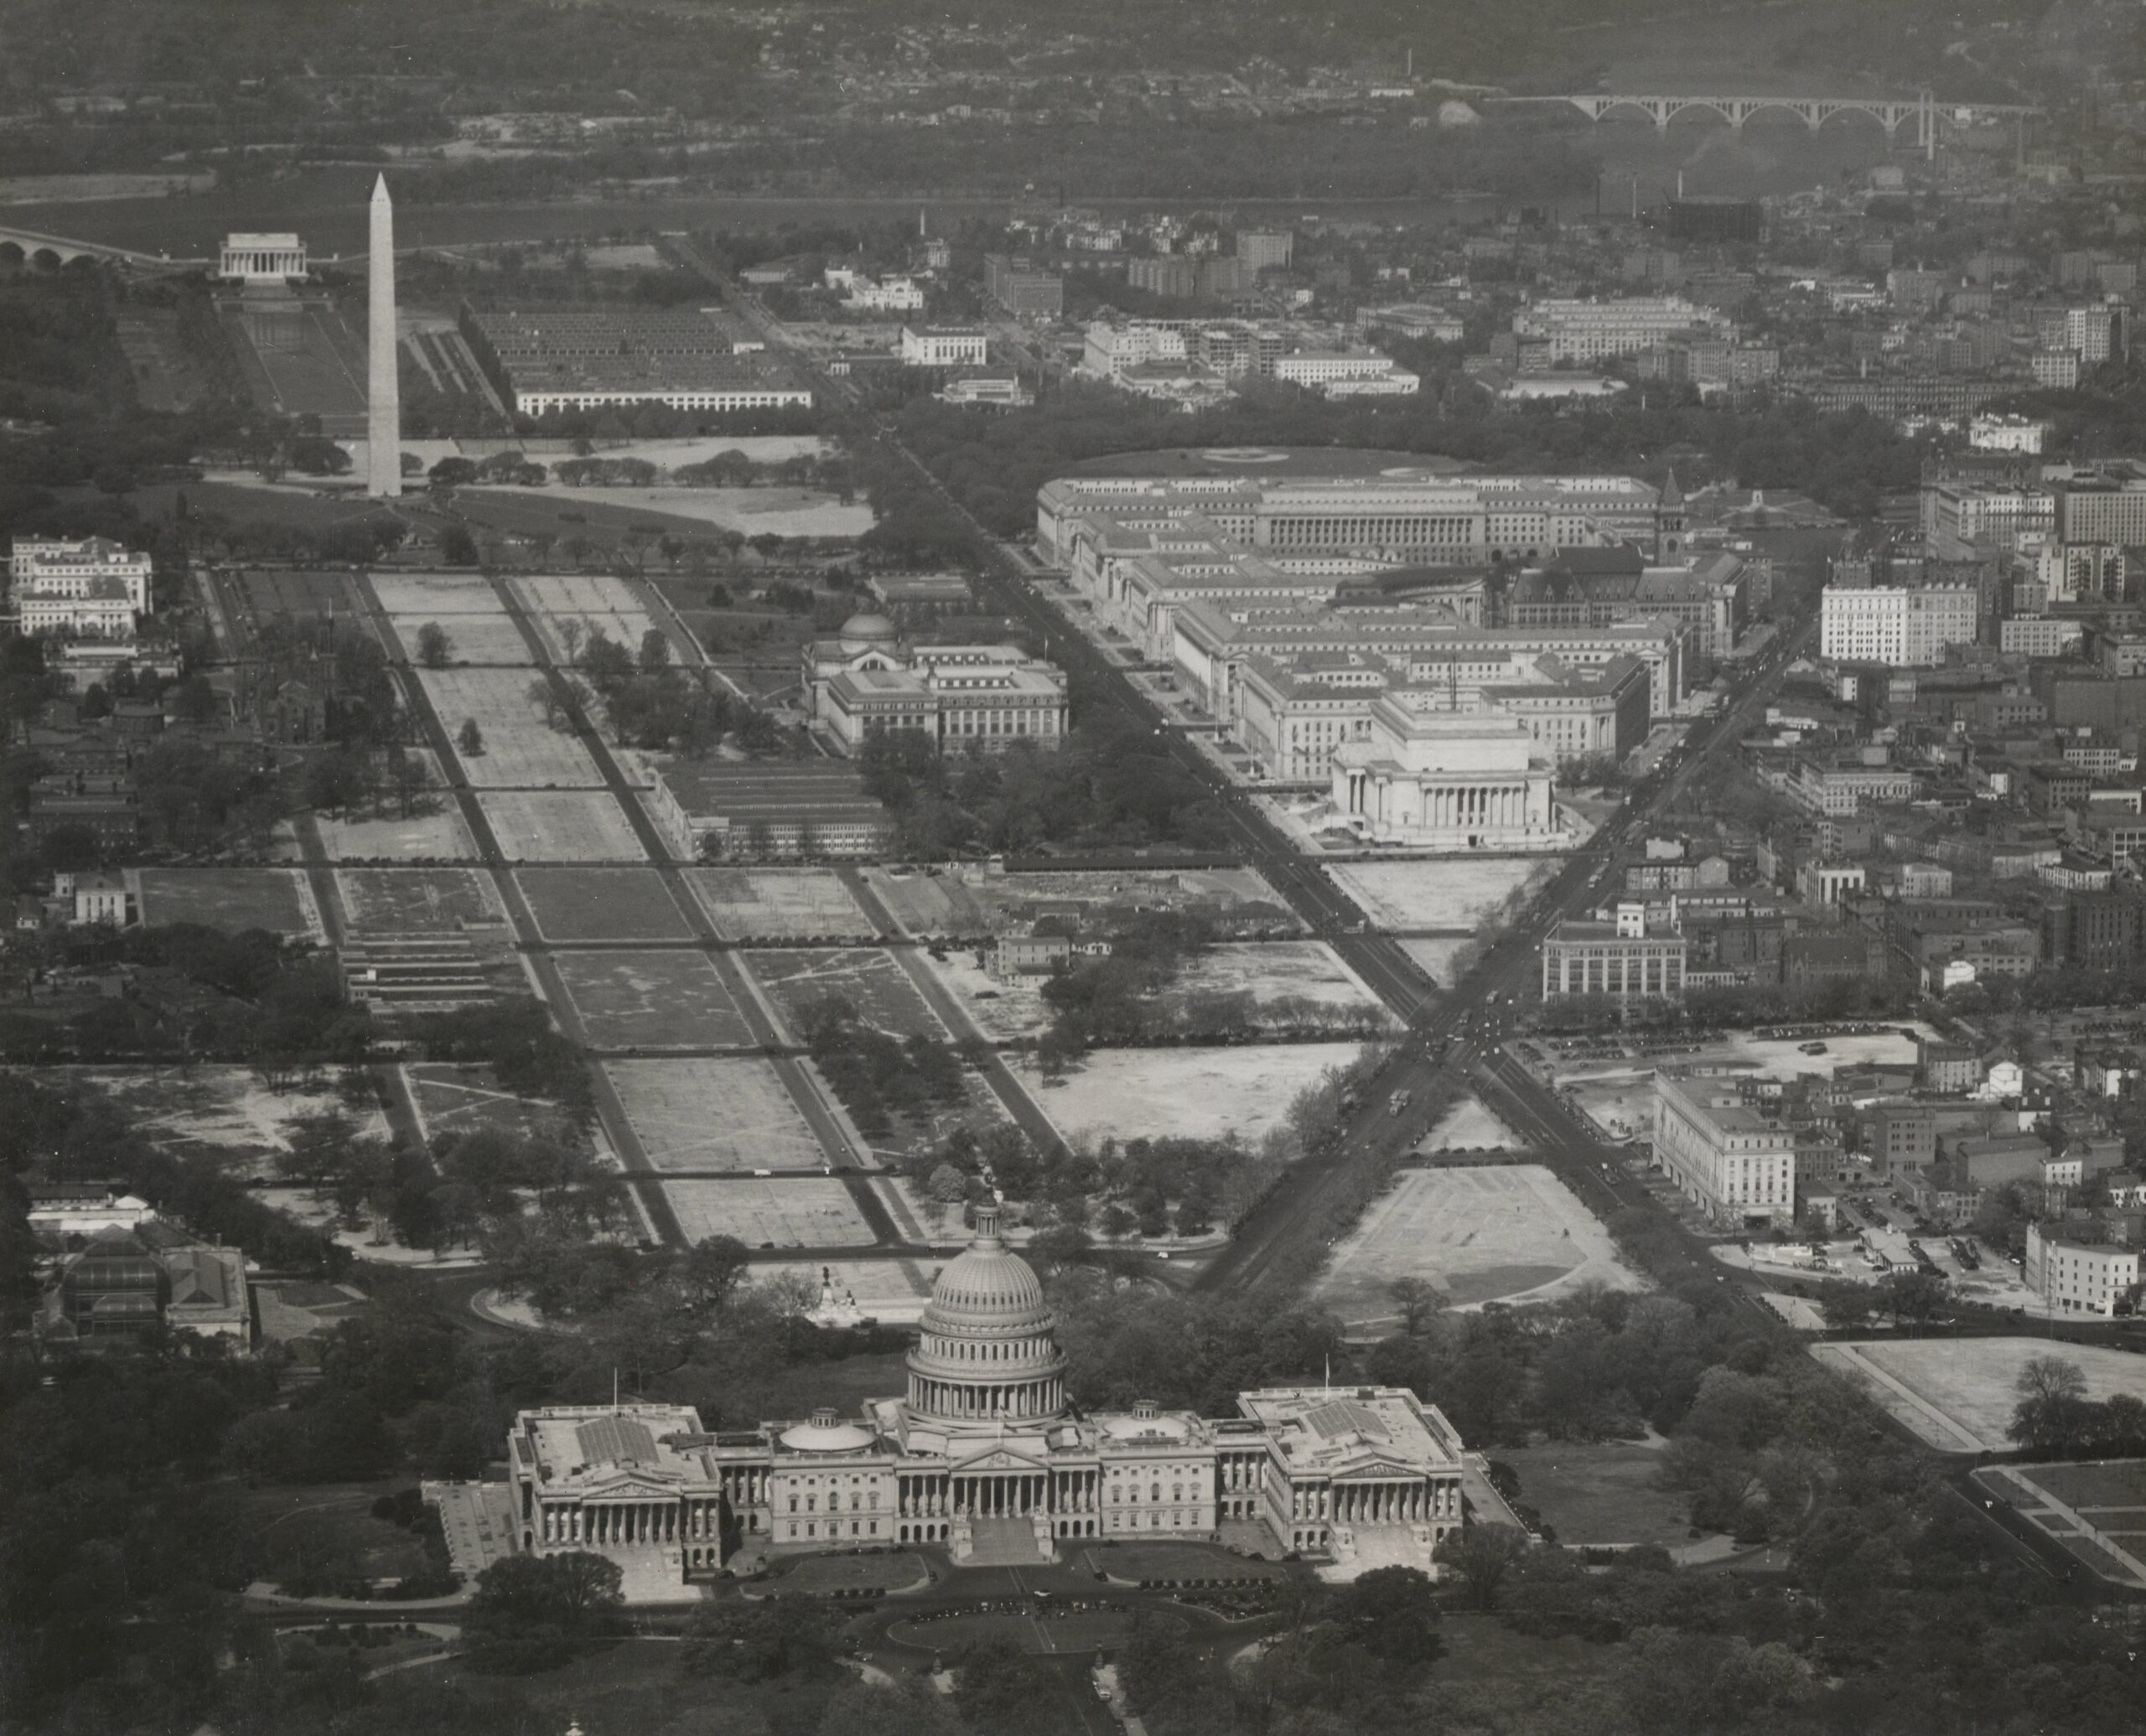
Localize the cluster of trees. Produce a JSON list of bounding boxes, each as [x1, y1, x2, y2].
[[1362, 1282, 1766, 1458], [552, 455, 659, 487], [186, 492, 407, 568], [0, 265, 136, 424], [1078, 1134, 1255, 1239], [460, 1552, 625, 1675], [1049, 1277, 1347, 1418], [851, 438, 992, 571], [858, 720, 1233, 858], [1948, 955, 2146, 1017], [2010, 1353, 2146, 1459], [0, 1345, 293, 1728], [1108, 1263, 2138, 1733], [1454, 1477, 2141, 1735], [476, 1220, 904, 1428], [676, 446, 855, 495], [911, 1039, 1381, 1244], [1034, 909, 1211, 1056], [915, 1083, 1336, 1246], [406, 999, 596, 1128], [1027, 909, 1383, 1055], [568, 622, 776, 754], [800, 993, 967, 1142], [0, 925, 371, 1068], [273, 1099, 614, 1259], [1126, 1568, 1444, 1734]]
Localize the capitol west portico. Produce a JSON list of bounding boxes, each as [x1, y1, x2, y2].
[[503, 1210, 1470, 1593]]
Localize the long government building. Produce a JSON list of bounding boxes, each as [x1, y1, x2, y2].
[[498, 1210, 1475, 1593]]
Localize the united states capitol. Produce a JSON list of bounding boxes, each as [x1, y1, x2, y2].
[[496, 1209, 1472, 1599]]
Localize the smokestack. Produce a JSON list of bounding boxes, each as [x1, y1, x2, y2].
[[367, 175, 402, 499]]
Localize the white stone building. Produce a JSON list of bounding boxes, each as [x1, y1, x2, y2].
[[1652, 1072, 1797, 1226], [1969, 414, 2049, 454], [1330, 695, 1560, 849], [498, 1210, 1470, 1593], [899, 326, 989, 367], [220, 232, 307, 282], [2025, 1221, 2142, 1317], [1819, 582, 1979, 667], [8, 536, 152, 639], [802, 613, 1068, 755], [1273, 352, 1420, 396], [843, 275, 926, 313], [1541, 909, 1687, 1006]]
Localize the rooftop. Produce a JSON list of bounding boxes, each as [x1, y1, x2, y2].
[[516, 1404, 711, 1490], [656, 758, 889, 825], [1236, 1386, 1462, 1473]]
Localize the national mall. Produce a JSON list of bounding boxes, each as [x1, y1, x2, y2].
[[500, 1210, 1471, 1589]]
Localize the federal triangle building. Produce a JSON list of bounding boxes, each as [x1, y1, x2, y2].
[[506, 1209, 1470, 1588]]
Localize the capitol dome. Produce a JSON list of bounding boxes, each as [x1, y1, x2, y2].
[[837, 611, 899, 649], [905, 1206, 1067, 1426]]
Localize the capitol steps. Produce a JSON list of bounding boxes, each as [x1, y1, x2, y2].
[[962, 1516, 1051, 1566]]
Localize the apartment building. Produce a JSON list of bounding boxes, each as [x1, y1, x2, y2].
[[1924, 482, 2054, 559], [2025, 1220, 2142, 1317], [2000, 617, 2086, 658], [2055, 464, 2146, 547], [1820, 582, 1980, 667]]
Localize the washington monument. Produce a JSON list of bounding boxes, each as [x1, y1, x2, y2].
[[367, 174, 402, 498]]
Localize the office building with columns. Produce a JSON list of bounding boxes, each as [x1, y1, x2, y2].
[[1330, 697, 1563, 849], [501, 1210, 1467, 1593]]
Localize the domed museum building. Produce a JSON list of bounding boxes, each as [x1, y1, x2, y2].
[[801, 612, 1069, 754], [500, 1209, 1470, 1596]]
